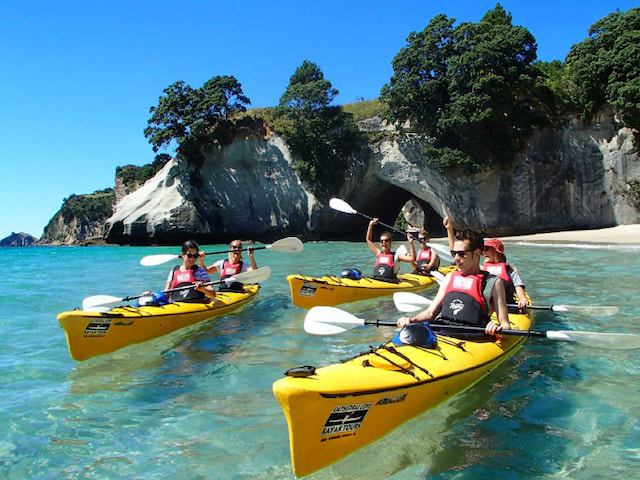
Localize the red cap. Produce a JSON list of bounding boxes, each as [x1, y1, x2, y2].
[[484, 238, 505, 256]]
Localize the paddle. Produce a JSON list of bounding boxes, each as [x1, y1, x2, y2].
[[303, 306, 640, 350], [392, 291, 620, 316], [329, 198, 454, 263], [82, 266, 272, 312], [140, 237, 304, 266]]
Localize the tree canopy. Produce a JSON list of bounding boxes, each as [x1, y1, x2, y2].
[[144, 76, 251, 161], [381, 4, 547, 170], [565, 7, 640, 135], [272, 61, 361, 194]]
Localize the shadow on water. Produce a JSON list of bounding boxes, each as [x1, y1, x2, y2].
[[66, 292, 288, 396]]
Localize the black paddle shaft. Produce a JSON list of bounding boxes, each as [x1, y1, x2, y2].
[[357, 212, 426, 245], [203, 245, 267, 256], [364, 319, 546, 338]]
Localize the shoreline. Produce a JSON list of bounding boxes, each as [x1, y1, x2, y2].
[[435, 224, 640, 245]]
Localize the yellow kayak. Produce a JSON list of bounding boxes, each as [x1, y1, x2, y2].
[[58, 284, 260, 361], [272, 306, 533, 477], [288, 266, 455, 309]]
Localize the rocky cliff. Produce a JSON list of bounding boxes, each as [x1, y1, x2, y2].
[[0, 232, 38, 247], [103, 117, 639, 244]]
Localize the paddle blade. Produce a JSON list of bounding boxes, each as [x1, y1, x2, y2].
[[393, 292, 432, 313], [394, 244, 408, 264], [329, 198, 357, 214], [140, 253, 179, 267], [82, 295, 123, 312], [427, 243, 454, 263], [552, 305, 619, 317], [431, 270, 446, 284], [267, 237, 304, 253], [547, 330, 640, 350], [303, 306, 365, 335], [233, 266, 271, 284]]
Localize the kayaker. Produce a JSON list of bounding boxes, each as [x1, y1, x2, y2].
[[397, 228, 511, 337], [165, 240, 216, 302], [199, 239, 258, 292], [482, 237, 529, 309], [410, 229, 440, 275], [366, 218, 415, 280], [444, 216, 528, 309]]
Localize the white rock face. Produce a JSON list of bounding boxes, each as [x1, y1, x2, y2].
[[105, 120, 638, 244], [105, 135, 316, 244]]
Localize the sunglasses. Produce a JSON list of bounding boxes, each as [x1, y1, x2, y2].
[[184, 253, 199, 258], [450, 249, 473, 258], [380, 239, 390, 243], [231, 245, 243, 250]]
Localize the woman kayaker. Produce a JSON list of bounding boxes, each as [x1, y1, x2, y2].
[[366, 218, 415, 280], [199, 239, 258, 292], [482, 237, 529, 309], [410, 229, 440, 275], [397, 228, 511, 336], [444, 215, 528, 309], [165, 240, 216, 302]]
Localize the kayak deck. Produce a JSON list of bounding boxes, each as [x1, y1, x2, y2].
[[58, 284, 260, 361], [273, 307, 533, 477], [288, 266, 455, 309]]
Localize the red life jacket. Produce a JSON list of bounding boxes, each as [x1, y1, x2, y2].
[[439, 270, 495, 327], [483, 262, 516, 301], [169, 265, 205, 302], [220, 260, 243, 280], [373, 252, 396, 279]]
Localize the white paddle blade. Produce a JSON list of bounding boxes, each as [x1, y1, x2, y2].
[[303, 306, 365, 335], [233, 266, 271, 284], [82, 295, 123, 311], [547, 330, 640, 350], [267, 237, 304, 253], [393, 292, 432, 313], [427, 243, 454, 263], [552, 305, 619, 317], [431, 271, 445, 284], [329, 198, 357, 214], [140, 253, 179, 267]]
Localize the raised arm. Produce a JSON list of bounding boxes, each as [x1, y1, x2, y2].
[[247, 246, 258, 270], [366, 219, 381, 256], [443, 215, 455, 251]]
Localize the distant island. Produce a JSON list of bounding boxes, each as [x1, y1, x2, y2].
[[0, 232, 38, 247]]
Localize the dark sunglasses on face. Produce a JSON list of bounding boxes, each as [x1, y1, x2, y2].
[[231, 245, 243, 250], [185, 253, 199, 258], [380, 239, 390, 243], [450, 249, 473, 258]]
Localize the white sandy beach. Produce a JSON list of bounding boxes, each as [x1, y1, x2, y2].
[[500, 224, 640, 245], [431, 224, 640, 245]]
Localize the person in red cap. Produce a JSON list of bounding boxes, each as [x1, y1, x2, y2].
[[482, 237, 529, 309], [443, 216, 528, 309]]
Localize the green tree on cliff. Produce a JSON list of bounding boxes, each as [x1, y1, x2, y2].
[[381, 4, 546, 170], [273, 61, 361, 194], [565, 7, 640, 136], [144, 76, 251, 162]]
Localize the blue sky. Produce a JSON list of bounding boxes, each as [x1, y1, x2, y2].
[[1, 0, 636, 240]]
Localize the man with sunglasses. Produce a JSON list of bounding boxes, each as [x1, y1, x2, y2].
[[199, 239, 257, 292], [410, 229, 440, 276], [366, 218, 416, 280], [165, 240, 216, 302], [398, 228, 510, 337]]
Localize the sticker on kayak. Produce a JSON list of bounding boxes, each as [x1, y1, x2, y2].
[[299, 282, 318, 297], [321, 402, 372, 436], [84, 318, 112, 336]]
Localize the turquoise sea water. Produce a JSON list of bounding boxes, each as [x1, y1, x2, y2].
[[1, 241, 639, 479]]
